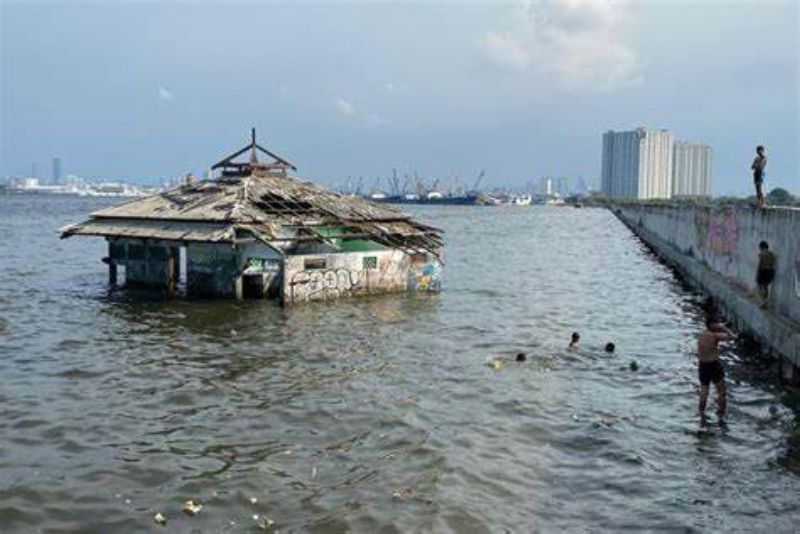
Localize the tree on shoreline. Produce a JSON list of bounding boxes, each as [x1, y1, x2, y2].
[[766, 187, 794, 206]]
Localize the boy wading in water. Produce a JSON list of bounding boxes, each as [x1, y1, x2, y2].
[[751, 145, 767, 208], [697, 319, 736, 420]]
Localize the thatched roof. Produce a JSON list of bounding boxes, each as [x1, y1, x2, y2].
[[61, 169, 443, 257]]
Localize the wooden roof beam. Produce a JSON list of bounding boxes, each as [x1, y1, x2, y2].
[[210, 129, 297, 171]]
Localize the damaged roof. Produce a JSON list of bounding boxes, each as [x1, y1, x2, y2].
[[61, 131, 443, 257]]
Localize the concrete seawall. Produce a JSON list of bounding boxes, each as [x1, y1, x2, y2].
[[612, 203, 800, 380]]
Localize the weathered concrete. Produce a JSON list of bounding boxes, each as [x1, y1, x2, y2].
[[613, 203, 800, 380], [283, 250, 441, 306]]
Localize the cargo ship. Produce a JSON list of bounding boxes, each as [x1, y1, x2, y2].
[[368, 191, 481, 205]]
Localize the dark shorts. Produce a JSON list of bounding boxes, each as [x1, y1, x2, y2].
[[757, 268, 775, 286], [698, 360, 725, 386], [754, 170, 764, 184]]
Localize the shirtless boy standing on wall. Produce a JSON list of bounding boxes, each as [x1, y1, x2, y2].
[[751, 145, 767, 208], [697, 318, 737, 419]]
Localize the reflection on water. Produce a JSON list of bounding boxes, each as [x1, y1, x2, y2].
[[0, 194, 798, 532]]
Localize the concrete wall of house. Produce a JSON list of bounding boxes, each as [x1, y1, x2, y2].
[[109, 237, 444, 303], [235, 241, 284, 298], [109, 238, 179, 287], [613, 204, 800, 377], [283, 249, 442, 305]]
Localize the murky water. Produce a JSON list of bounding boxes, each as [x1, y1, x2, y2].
[[1, 194, 798, 533]]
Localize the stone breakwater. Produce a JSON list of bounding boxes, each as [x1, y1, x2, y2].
[[613, 203, 800, 380]]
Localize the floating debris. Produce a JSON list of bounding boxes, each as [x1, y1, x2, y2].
[[254, 513, 275, 530], [181, 499, 203, 516], [392, 487, 414, 500], [487, 358, 505, 370], [249, 496, 258, 505], [153, 512, 167, 526]]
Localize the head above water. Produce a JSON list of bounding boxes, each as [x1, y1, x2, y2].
[[759, 241, 769, 251], [604, 342, 615, 353], [571, 332, 580, 343], [756, 145, 765, 154], [516, 352, 527, 362]]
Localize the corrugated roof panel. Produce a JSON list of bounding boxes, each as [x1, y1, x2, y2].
[[61, 219, 234, 242]]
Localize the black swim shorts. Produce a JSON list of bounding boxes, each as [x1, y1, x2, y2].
[[754, 170, 764, 184], [698, 360, 725, 386], [757, 268, 775, 286]]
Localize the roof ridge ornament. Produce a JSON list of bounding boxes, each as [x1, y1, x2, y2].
[[211, 128, 297, 176]]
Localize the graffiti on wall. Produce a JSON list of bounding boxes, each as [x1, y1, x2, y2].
[[290, 268, 364, 301], [408, 256, 442, 292], [696, 209, 738, 255]]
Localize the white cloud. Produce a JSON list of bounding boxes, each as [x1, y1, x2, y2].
[[479, 0, 641, 90], [479, 31, 530, 72], [334, 97, 357, 118], [158, 86, 174, 100], [334, 97, 388, 128]]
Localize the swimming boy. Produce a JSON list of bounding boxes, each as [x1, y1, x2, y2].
[[568, 332, 580, 350]]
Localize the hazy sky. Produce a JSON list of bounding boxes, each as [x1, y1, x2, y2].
[[1, 0, 798, 195]]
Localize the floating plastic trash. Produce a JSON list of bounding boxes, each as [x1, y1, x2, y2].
[[153, 512, 167, 526], [392, 487, 414, 500], [181, 500, 203, 515], [486, 358, 505, 370], [254, 513, 274, 530]]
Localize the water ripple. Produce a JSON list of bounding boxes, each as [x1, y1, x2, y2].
[[0, 196, 798, 532]]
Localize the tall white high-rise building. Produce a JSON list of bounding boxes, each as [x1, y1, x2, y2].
[[672, 142, 712, 197], [539, 176, 554, 196], [601, 128, 675, 199]]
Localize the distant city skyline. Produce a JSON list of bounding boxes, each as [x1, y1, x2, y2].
[[1, 1, 797, 195]]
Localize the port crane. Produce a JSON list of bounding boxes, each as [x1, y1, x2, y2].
[[471, 169, 485, 193]]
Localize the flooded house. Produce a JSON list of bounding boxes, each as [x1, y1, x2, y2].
[[61, 131, 444, 305]]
